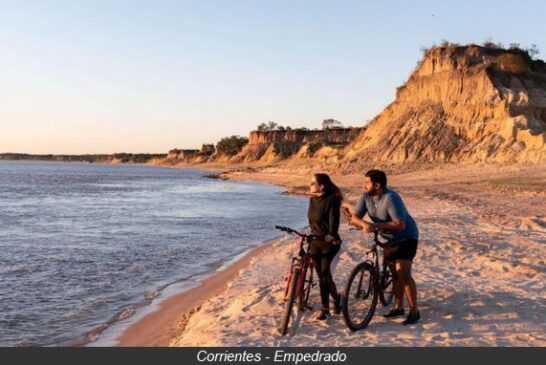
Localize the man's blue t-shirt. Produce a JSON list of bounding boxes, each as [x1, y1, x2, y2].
[[355, 188, 419, 244]]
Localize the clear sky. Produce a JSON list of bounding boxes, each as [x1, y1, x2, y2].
[[1, 0, 545, 154]]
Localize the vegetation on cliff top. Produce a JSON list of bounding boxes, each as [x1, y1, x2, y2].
[[215, 136, 249, 156]]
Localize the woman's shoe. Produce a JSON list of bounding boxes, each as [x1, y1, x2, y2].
[[333, 297, 342, 315], [316, 309, 331, 320]]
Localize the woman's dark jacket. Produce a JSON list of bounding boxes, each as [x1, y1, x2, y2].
[[307, 193, 341, 242]]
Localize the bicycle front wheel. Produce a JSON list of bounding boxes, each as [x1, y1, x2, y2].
[[279, 266, 300, 335], [342, 262, 378, 331], [299, 263, 314, 311]]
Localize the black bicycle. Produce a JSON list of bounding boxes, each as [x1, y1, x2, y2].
[[275, 225, 318, 335], [341, 231, 395, 331]]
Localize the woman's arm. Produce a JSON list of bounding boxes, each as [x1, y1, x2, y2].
[[326, 197, 341, 242]]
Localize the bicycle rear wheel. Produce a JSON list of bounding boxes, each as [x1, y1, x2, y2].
[[379, 263, 395, 306], [279, 266, 300, 335], [342, 262, 378, 331]]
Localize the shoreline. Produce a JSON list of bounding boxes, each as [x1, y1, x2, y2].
[[114, 237, 281, 347], [108, 167, 309, 347]]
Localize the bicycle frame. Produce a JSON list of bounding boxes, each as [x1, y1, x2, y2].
[[362, 230, 390, 277], [276, 225, 317, 335], [283, 236, 313, 303], [365, 245, 385, 278], [363, 233, 395, 308]]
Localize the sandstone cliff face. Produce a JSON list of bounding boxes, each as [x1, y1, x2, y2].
[[237, 128, 363, 163], [163, 128, 362, 164], [345, 45, 546, 163], [163, 149, 209, 164]]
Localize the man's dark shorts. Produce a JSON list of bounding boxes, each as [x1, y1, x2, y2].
[[384, 239, 418, 262]]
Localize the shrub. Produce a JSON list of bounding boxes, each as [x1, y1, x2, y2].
[[322, 119, 343, 130], [216, 136, 249, 156], [256, 121, 288, 131], [200, 144, 215, 155]]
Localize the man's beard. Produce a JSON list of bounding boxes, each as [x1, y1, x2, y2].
[[365, 187, 378, 196]]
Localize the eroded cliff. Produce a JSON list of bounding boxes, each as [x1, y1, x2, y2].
[[344, 44, 546, 163]]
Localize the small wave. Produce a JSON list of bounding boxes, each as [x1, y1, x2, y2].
[[114, 308, 136, 321], [72, 278, 194, 346], [144, 284, 168, 300], [68, 307, 137, 346]]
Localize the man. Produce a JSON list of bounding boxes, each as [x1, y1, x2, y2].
[[344, 170, 420, 325]]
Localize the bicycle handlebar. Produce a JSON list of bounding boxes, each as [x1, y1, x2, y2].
[[349, 226, 399, 249], [274, 225, 325, 241], [275, 225, 303, 236]]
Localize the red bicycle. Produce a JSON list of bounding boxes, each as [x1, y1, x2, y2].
[[275, 225, 318, 335]]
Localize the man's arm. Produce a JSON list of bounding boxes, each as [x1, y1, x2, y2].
[[372, 220, 406, 231], [375, 194, 407, 231], [342, 201, 375, 233], [351, 213, 376, 233]]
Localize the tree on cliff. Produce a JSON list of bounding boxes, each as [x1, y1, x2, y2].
[[322, 119, 343, 130], [216, 136, 249, 156], [200, 144, 215, 155], [256, 121, 289, 131], [257, 122, 284, 132]]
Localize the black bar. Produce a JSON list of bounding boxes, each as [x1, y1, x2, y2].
[[0, 347, 543, 365]]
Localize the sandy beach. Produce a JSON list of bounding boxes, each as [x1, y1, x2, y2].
[[116, 163, 546, 347]]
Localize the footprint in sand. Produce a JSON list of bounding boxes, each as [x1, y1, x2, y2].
[[430, 333, 449, 342], [422, 322, 439, 330]]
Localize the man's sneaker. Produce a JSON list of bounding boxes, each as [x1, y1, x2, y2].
[[316, 309, 331, 321], [383, 309, 405, 318], [402, 311, 421, 325]]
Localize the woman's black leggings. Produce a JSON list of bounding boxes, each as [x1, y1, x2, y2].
[[310, 240, 341, 310]]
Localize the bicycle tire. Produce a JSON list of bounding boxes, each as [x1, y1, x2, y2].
[[379, 264, 395, 306], [279, 266, 300, 335], [299, 263, 313, 310], [342, 262, 378, 331]]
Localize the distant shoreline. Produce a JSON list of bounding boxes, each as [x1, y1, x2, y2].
[[0, 153, 167, 164]]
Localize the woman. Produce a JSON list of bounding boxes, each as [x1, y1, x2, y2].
[[308, 173, 343, 320]]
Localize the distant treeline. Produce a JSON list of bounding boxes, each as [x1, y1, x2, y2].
[[0, 153, 167, 163]]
